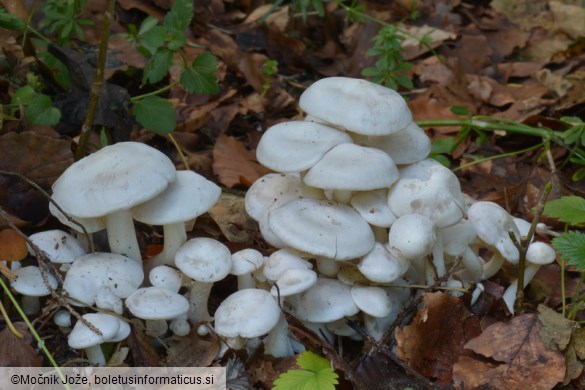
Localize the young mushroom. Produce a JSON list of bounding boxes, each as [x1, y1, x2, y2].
[[10, 265, 58, 314]]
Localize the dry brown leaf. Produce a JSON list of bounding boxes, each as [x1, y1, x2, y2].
[[0, 228, 27, 261], [453, 314, 565, 390], [395, 292, 481, 386], [538, 304, 576, 351], [126, 320, 163, 367], [0, 323, 43, 366], [212, 134, 270, 188], [164, 329, 220, 367], [207, 192, 257, 244]]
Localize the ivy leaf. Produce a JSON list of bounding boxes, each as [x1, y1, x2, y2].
[[26, 94, 61, 126], [143, 48, 173, 84], [543, 196, 585, 226], [552, 231, 585, 270], [164, 0, 193, 32], [134, 96, 176, 134], [180, 52, 219, 95], [273, 351, 338, 390]]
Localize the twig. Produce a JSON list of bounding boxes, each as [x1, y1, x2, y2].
[[75, 0, 117, 160]]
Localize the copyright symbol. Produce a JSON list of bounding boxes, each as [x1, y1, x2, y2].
[[11, 375, 19, 384]]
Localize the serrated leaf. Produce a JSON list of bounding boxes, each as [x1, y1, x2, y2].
[[543, 196, 585, 226], [138, 16, 159, 35], [164, 0, 193, 31], [297, 351, 330, 372], [552, 232, 585, 270], [180, 52, 219, 95], [134, 96, 176, 134], [273, 351, 338, 390], [26, 94, 61, 126], [143, 48, 173, 84], [140, 25, 166, 54]]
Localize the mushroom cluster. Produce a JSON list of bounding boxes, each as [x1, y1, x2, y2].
[[239, 76, 556, 344]]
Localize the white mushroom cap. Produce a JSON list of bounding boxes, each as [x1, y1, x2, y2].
[[263, 249, 313, 282], [440, 219, 477, 256], [11, 265, 58, 296], [284, 278, 359, 323], [214, 289, 281, 338], [526, 242, 556, 265], [174, 238, 232, 282], [54, 310, 72, 328], [350, 189, 397, 228], [244, 173, 303, 222], [28, 229, 86, 263], [68, 313, 121, 350], [231, 249, 265, 276], [303, 144, 399, 191], [387, 159, 466, 228], [125, 287, 189, 320], [388, 214, 437, 259], [256, 121, 352, 173], [299, 77, 413, 136], [149, 265, 182, 293], [270, 268, 318, 297], [364, 122, 431, 165], [132, 170, 220, 225], [63, 252, 144, 307], [358, 243, 409, 283], [467, 201, 520, 263], [351, 286, 393, 318], [268, 198, 375, 260], [48, 202, 105, 233], [52, 142, 176, 218]]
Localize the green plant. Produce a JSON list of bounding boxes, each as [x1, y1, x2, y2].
[[261, 59, 279, 97], [273, 351, 339, 390], [11, 74, 61, 126], [543, 196, 585, 319], [38, 0, 93, 44]]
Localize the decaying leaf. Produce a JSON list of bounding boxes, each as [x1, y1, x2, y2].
[[0, 323, 43, 366], [164, 329, 220, 367], [538, 304, 576, 351], [395, 292, 481, 386], [207, 192, 257, 244], [453, 313, 565, 390]]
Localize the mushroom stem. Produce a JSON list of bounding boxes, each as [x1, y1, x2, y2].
[[299, 171, 325, 200], [84, 344, 106, 367], [106, 210, 141, 262], [237, 274, 256, 290], [188, 281, 213, 324], [316, 257, 340, 277], [502, 264, 541, 314], [263, 313, 293, 357], [481, 253, 505, 280], [145, 223, 188, 271]]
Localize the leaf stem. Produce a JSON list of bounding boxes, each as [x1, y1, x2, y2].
[[416, 118, 555, 139], [453, 142, 545, 172], [130, 80, 179, 102]]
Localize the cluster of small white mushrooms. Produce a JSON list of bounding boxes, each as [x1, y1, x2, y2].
[[9, 77, 558, 365], [240, 76, 557, 345]]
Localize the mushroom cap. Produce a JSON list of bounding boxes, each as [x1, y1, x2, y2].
[[132, 170, 220, 225], [270, 268, 318, 297], [28, 229, 86, 264], [351, 286, 393, 318], [263, 248, 313, 282], [467, 201, 520, 263], [149, 265, 182, 293], [365, 122, 431, 164], [256, 121, 353, 173], [350, 189, 397, 228], [303, 144, 399, 191], [214, 289, 281, 338], [63, 252, 144, 306], [285, 278, 359, 323], [299, 77, 413, 136], [125, 287, 189, 320], [51, 142, 176, 218], [388, 214, 437, 259], [175, 238, 232, 282], [49, 202, 106, 233], [526, 242, 556, 265], [231, 249, 265, 275], [440, 219, 477, 256], [387, 159, 466, 227], [11, 266, 58, 296], [244, 173, 303, 222], [358, 243, 409, 283], [68, 313, 121, 349], [268, 198, 375, 260]]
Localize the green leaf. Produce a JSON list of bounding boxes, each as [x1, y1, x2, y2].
[[11, 86, 36, 107], [134, 96, 176, 134], [138, 16, 159, 35], [140, 25, 167, 54], [552, 231, 585, 270], [164, 0, 193, 31], [573, 167, 585, 182], [0, 7, 26, 30], [273, 351, 338, 390], [431, 136, 456, 155], [165, 28, 187, 51], [180, 52, 219, 95], [26, 94, 61, 126], [450, 105, 471, 116], [143, 48, 173, 84], [543, 196, 585, 226]]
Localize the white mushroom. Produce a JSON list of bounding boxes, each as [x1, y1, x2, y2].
[[68, 313, 125, 366], [231, 249, 265, 290], [10, 266, 58, 314]]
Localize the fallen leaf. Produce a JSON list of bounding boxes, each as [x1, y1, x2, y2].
[[207, 192, 257, 244], [0, 323, 43, 366], [538, 304, 576, 351], [453, 313, 565, 390], [395, 292, 481, 385], [126, 320, 162, 367], [0, 228, 27, 261], [164, 329, 220, 367], [212, 134, 271, 188]]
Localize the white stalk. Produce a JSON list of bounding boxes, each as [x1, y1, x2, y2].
[[106, 210, 141, 262]]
